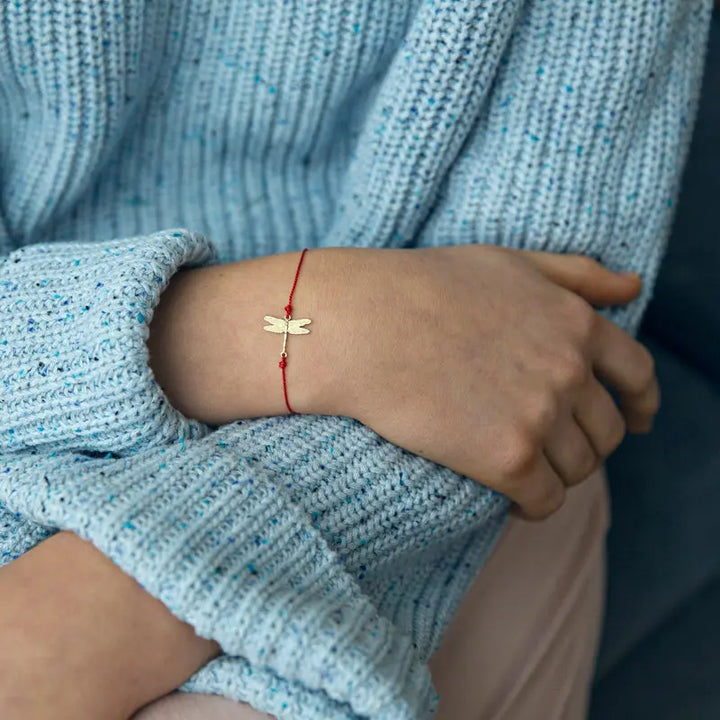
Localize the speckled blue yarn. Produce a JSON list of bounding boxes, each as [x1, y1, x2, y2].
[[0, 2, 712, 719]]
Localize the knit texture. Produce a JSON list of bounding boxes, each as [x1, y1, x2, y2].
[[0, 2, 712, 719]]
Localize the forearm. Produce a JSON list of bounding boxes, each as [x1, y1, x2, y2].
[[0, 531, 220, 720], [146, 247, 356, 424]]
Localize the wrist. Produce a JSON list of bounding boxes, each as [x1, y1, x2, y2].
[[286, 246, 375, 420], [147, 255, 297, 423], [146, 246, 373, 424]]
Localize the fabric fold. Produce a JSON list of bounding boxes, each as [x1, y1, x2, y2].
[[0, 415, 507, 720], [0, 229, 218, 454]]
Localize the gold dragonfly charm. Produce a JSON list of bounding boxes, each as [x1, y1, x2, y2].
[[263, 315, 311, 335], [263, 315, 311, 360]]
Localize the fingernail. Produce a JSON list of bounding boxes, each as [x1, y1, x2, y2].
[[619, 271, 641, 280]]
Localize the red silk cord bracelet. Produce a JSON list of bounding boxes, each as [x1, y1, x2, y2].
[[262, 248, 311, 414]]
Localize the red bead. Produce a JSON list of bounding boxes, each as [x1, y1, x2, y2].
[[279, 359, 287, 369]]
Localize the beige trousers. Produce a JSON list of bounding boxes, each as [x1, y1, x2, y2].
[[134, 467, 609, 720]]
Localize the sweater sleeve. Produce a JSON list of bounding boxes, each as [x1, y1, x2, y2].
[[0, 415, 507, 720], [0, 224, 508, 720], [1, 229, 218, 454]]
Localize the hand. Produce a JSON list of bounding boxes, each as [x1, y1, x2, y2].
[[0, 532, 220, 720], [313, 245, 658, 520]]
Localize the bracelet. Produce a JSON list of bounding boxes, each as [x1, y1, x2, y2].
[[263, 248, 311, 414]]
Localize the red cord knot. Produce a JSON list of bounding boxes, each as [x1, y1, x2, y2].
[[278, 358, 287, 369], [283, 303, 292, 316]]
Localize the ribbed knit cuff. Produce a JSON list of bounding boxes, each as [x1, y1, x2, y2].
[[0, 502, 55, 564], [1, 415, 508, 720], [1, 229, 218, 454]]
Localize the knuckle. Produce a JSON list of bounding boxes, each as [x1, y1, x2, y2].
[[563, 294, 597, 342], [555, 352, 590, 388], [627, 346, 656, 393], [603, 416, 627, 455], [527, 391, 559, 433], [570, 450, 598, 486], [525, 484, 566, 521], [562, 288, 589, 315], [638, 349, 656, 388], [497, 429, 539, 480]]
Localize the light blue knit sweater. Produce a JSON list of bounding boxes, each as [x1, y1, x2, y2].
[[0, 2, 712, 719]]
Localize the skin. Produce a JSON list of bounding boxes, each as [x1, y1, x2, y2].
[[148, 245, 657, 519], [0, 246, 659, 718], [0, 533, 220, 720]]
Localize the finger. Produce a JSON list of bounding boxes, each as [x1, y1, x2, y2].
[[515, 250, 642, 307], [573, 379, 627, 458], [501, 451, 567, 522], [543, 418, 599, 488], [621, 378, 660, 433], [592, 315, 661, 430]]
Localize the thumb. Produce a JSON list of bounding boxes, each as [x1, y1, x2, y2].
[[515, 250, 643, 307]]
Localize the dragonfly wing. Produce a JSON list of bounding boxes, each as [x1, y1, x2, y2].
[[286, 318, 311, 334], [263, 316, 287, 333]]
